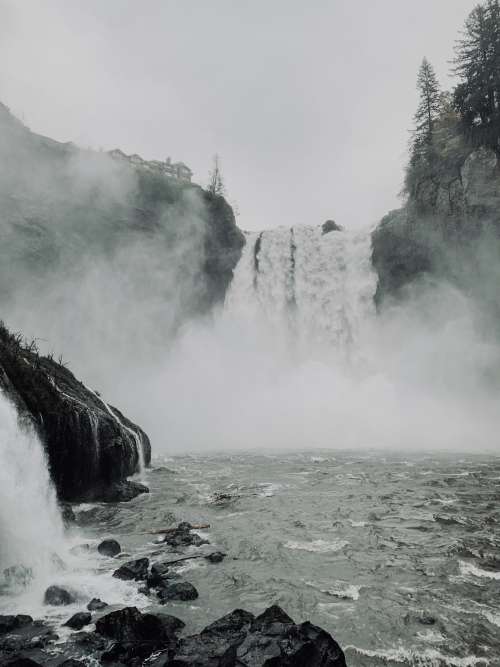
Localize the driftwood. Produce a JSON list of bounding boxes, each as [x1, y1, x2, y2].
[[149, 523, 210, 535]]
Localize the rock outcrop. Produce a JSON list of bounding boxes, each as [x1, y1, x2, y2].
[[0, 321, 150, 502], [0, 605, 345, 666], [372, 131, 500, 308], [0, 101, 245, 320]]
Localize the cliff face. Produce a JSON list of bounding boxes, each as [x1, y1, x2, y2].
[[0, 322, 151, 502], [0, 101, 245, 318], [372, 129, 500, 308]]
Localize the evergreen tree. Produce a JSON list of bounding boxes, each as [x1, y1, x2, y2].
[[453, 0, 500, 154], [207, 154, 225, 196], [412, 58, 441, 157]]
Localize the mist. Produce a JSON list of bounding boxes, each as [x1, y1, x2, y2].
[[3, 200, 500, 456]]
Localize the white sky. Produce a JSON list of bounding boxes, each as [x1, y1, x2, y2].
[[0, 0, 478, 231]]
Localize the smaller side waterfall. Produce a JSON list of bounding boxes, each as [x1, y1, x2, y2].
[[89, 388, 146, 479], [0, 392, 66, 594]]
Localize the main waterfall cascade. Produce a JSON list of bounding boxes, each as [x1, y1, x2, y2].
[[225, 225, 377, 358]]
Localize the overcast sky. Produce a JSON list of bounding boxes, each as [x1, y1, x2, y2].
[[1, 1, 479, 231]]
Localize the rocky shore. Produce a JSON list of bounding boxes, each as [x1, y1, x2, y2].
[[0, 521, 347, 666]]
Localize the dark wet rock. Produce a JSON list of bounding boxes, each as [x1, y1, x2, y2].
[[64, 613, 92, 631], [162, 522, 210, 549], [203, 609, 255, 638], [205, 551, 226, 564], [72, 630, 108, 652], [157, 582, 199, 602], [97, 480, 150, 503], [97, 539, 121, 557], [113, 557, 149, 581], [418, 615, 436, 626], [151, 466, 177, 475], [147, 562, 172, 589], [238, 618, 346, 666], [210, 491, 240, 506], [96, 606, 184, 642], [0, 616, 33, 635], [151, 605, 346, 667], [0, 619, 59, 665], [87, 598, 108, 612], [250, 605, 295, 631], [433, 513, 460, 526], [158, 610, 254, 667], [479, 556, 500, 571], [322, 219, 343, 234], [100, 640, 175, 666], [58, 660, 86, 667], [44, 586, 76, 606], [0, 323, 151, 504], [74, 506, 117, 527]]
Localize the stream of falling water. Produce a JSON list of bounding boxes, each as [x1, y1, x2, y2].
[[225, 226, 376, 359]]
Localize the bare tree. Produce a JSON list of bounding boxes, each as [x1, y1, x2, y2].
[[207, 154, 225, 196]]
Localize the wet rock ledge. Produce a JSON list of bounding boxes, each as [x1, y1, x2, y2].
[[0, 321, 151, 502], [0, 605, 346, 667]]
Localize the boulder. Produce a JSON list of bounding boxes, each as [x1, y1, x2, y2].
[[162, 523, 209, 549], [205, 551, 226, 564], [97, 607, 185, 642], [322, 219, 343, 234], [64, 613, 92, 631], [112, 558, 149, 581], [151, 605, 346, 666], [86, 598, 108, 612], [97, 539, 121, 557], [44, 586, 76, 606], [157, 582, 199, 602], [0, 616, 33, 635], [97, 481, 149, 503], [236, 616, 347, 666]]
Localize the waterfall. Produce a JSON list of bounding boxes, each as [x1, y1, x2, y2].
[[225, 225, 377, 359], [0, 392, 66, 598], [88, 388, 146, 479]]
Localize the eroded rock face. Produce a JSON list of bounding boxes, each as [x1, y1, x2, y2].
[[372, 145, 500, 306], [0, 321, 151, 502]]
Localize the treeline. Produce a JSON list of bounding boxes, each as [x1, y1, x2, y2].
[[405, 0, 500, 199]]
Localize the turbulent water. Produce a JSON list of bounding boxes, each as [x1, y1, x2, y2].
[[10, 451, 496, 667]]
